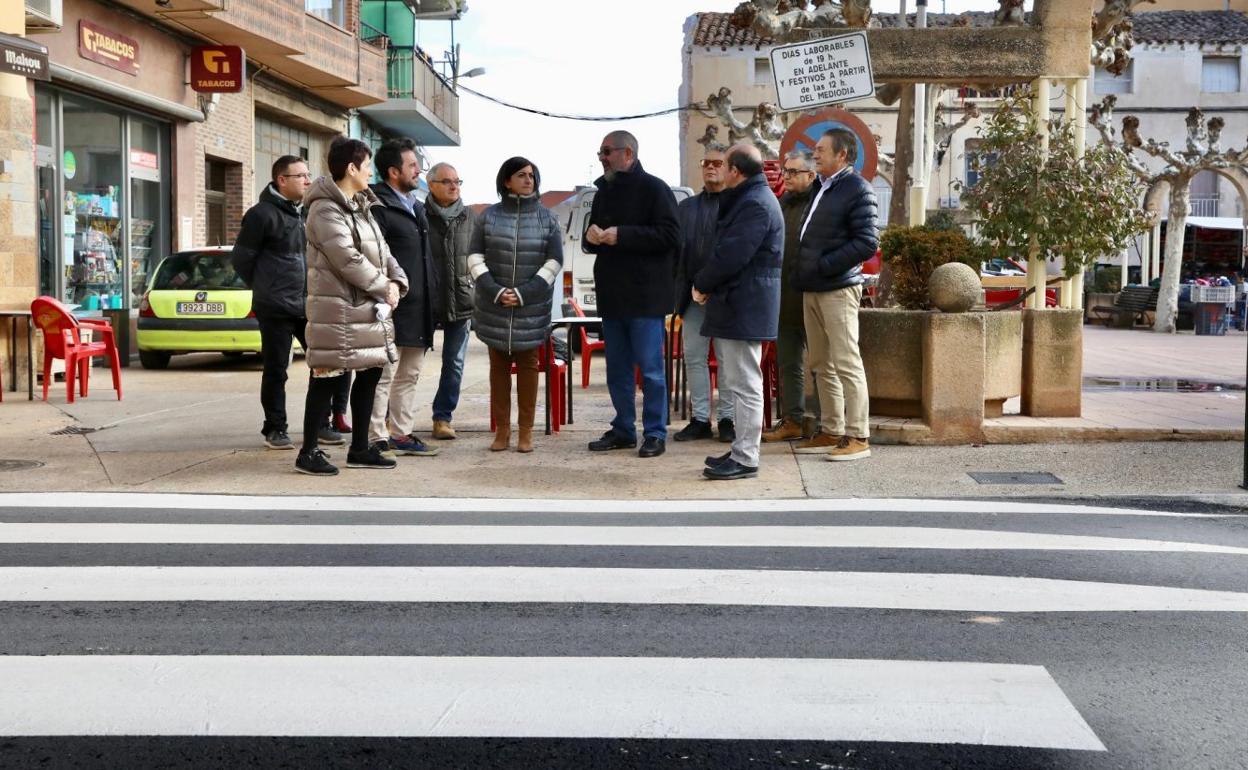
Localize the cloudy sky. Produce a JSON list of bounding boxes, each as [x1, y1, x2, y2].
[[416, 0, 1019, 202]]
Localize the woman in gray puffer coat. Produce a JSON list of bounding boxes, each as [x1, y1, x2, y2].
[[466, 156, 563, 453], [297, 136, 408, 477]]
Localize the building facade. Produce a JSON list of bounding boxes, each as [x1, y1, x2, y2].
[[0, 0, 463, 385]]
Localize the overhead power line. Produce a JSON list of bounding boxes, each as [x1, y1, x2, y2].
[[455, 83, 701, 122]]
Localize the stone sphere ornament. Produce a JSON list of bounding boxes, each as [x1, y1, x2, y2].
[[929, 262, 982, 313]]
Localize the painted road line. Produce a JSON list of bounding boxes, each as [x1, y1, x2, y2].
[[0, 655, 1105, 749], [2, 523, 1245, 554], [3, 567, 1247, 612], [0, 492, 1228, 518]]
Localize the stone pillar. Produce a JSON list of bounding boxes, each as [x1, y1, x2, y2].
[[1021, 308, 1083, 417], [922, 312, 986, 444], [0, 4, 38, 392]]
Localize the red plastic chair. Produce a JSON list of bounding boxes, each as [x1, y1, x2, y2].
[[569, 298, 606, 389], [31, 296, 122, 403], [489, 339, 567, 434]]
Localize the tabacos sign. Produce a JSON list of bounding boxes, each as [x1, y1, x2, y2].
[[190, 46, 245, 93], [79, 21, 139, 76]]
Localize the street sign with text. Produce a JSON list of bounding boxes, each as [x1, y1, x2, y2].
[[770, 31, 874, 112]]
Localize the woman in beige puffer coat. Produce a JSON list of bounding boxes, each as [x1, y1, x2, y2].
[[297, 136, 408, 477]]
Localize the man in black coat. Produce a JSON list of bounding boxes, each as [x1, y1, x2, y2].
[[692, 144, 783, 480], [584, 130, 680, 459], [793, 128, 879, 462], [233, 155, 343, 450], [367, 138, 439, 458], [673, 144, 734, 445]]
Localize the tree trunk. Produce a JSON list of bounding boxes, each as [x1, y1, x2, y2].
[[890, 88, 913, 228], [1153, 182, 1190, 334]]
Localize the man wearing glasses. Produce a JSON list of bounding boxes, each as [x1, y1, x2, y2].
[[673, 143, 734, 445], [234, 155, 342, 450], [423, 162, 477, 440], [584, 130, 680, 459], [763, 149, 821, 443]]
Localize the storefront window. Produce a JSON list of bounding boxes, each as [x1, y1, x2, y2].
[[35, 88, 56, 299], [129, 117, 165, 301], [62, 95, 124, 309]]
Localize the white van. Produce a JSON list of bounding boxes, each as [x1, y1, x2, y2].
[[554, 185, 696, 318]]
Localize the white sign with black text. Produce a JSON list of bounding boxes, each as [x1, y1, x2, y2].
[[769, 32, 874, 112]]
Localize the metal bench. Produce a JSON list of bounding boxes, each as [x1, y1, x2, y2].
[[1090, 286, 1159, 328]]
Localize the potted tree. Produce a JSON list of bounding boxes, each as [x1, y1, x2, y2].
[[959, 91, 1152, 416]]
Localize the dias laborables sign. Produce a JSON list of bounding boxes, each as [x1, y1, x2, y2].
[[769, 31, 874, 111], [190, 46, 246, 93]]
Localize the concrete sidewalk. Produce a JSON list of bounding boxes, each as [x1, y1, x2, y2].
[[0, 325, 1244, 502]]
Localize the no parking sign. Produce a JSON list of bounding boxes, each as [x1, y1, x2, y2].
[[779, 109, 878, 182]]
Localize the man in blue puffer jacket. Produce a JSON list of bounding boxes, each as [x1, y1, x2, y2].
[[793, 128, 879, 462], [691, 144, 783, 481]]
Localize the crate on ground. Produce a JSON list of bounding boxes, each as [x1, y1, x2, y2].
[[1190, 285, 1236, 304]]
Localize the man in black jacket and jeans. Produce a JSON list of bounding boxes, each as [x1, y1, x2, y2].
[[584, 130, 680, 459], [793, 128, 879, 462], [233, 156, 342, 450]]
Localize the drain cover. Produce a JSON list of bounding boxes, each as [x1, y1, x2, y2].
[[50, 425, 97, 436], [0, 459, 45, 472], [969, 471, 1063, 485]]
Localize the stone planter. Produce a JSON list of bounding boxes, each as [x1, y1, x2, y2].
[[1021, 308, 1083, 417], [861, 308, 1023, 443]]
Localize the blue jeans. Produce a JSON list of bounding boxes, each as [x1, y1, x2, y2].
[[602, 316, 667, 442], [431, 319, 471, 422]]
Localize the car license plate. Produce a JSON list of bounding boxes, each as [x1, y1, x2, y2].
[[583, 294, 595, 307], [177, 302, 225, 315]]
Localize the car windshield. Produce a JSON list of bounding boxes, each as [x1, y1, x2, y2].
[[152, 252, 244, 291]]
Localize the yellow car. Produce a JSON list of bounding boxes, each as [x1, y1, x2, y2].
[[136, 247, 264, 369]]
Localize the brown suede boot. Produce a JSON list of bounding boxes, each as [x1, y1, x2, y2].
[[516, 349, 539, 453], [489, 349, 511, 452]]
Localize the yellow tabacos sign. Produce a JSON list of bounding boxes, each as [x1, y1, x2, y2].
[[78, 21, 139, 75]]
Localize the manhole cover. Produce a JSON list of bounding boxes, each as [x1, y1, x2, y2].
[[969, 471, 1064, 485], [0, 459, 45, 472], [50, 425, 97, 436]]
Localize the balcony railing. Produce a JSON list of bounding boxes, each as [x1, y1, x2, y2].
[[386, 46, 460, 136], [1190, 196, 1220, 218]]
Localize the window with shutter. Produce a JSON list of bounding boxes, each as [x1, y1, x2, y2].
[[1202, 57, 1240, 94]]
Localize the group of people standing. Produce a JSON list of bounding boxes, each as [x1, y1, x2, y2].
[[234, 135, 560, 476], [232, 125, 878, 480]]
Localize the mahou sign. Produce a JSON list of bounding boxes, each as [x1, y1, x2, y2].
[[79, 20, 139, 76]]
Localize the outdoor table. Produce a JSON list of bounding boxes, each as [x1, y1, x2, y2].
[[0, 308, 34, 400]]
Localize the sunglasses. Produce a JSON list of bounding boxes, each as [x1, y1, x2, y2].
[[700, 159, 724, 169], [598, 146, 626, 157]]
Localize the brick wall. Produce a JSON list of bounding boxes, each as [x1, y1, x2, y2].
[[0, 85, 38, 389], [192, 84, 255, 247]]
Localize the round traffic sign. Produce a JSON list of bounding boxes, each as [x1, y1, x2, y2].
[[779, 108, 878, 181]]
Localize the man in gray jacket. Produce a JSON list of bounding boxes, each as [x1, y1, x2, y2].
[[424, 162, 477, 440]]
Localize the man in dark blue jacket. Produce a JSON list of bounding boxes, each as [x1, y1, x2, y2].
[[673, 144, 734, 444], [368, 138, 439, 458], [584, 130, 680, 459], [793, 128, 879, 462], [233, 156, 343, 450], [692, 144, 783, 481]]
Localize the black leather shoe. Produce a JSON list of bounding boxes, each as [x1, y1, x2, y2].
[[717, 418, 736, 443], [703, 458, 758, 480], [588, 431, 637, 452], [673, 420, 713, 442], [705, 451, 731, 468], [638, 437, 666, 458]]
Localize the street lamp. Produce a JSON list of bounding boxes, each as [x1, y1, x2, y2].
[[452, 66, 486, 90]]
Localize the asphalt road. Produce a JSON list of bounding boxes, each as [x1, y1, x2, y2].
[[0, 493, 1245, 770]]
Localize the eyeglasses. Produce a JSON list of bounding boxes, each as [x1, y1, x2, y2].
[[700, 159, 724, 169], [430, 179, 464, 187], [597, 146, 626, 157], [280, 173, 311, 180], [781, 168, 813, 177]]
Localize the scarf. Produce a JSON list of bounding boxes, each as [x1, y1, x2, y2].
[[425, 196, 465, 223]]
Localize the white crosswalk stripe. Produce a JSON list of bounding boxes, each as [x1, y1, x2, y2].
[[1, 493, 1244, 763]]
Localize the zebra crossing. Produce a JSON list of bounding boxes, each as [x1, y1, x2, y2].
[[0, 492, 1245, 768]]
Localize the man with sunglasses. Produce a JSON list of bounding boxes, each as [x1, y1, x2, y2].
[[233, 155, 344, 450], [584, 130, 680, 459], [763, 149, 821, 443], [673, 144, 734, 444]]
